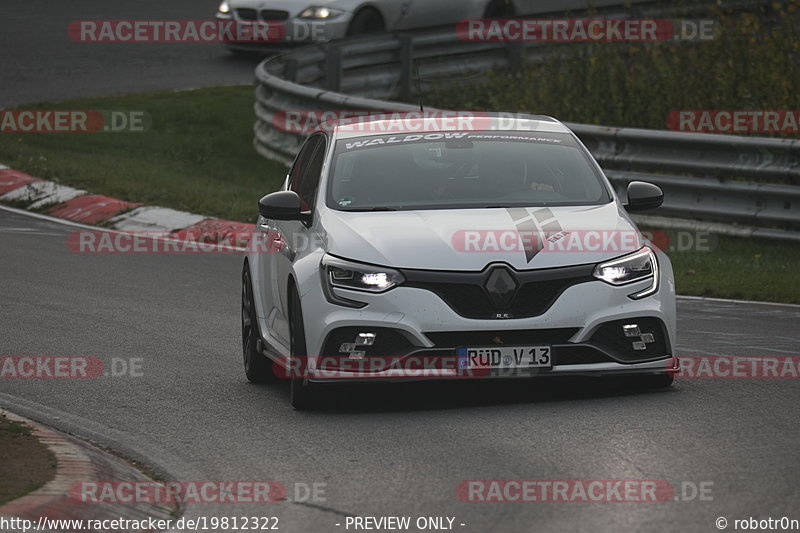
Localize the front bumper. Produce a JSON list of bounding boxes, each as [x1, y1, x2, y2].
[[304, 356, 680, 383], [296, 254, 677, 383]]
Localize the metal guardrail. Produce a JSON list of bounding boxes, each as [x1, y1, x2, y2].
[[254, 16, 800, 242]]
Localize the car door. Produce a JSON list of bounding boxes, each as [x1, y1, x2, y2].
[[271, 133, 327, 347], [394, 0, 483, 30], [258, 134, 322, 348]]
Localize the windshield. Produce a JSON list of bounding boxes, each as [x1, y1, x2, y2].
[[327, 131, 611, 211]]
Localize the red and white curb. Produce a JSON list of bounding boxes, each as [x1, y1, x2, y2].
[[2, 180, 86, 210], [0, 165, 256, 246], [0, 410, 176, 524]]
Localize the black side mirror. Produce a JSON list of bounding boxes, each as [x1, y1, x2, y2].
[[625, 181, 663, 212], [258, 191, 311, 224]]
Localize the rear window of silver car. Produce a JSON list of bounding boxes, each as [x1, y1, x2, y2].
[[328, 131, 611, 211]]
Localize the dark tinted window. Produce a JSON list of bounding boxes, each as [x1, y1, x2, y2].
[[289, 134, 325, 211], [296, 136, 327, 211], [289, 135, 322, 194], [328, 131, 610, 211]]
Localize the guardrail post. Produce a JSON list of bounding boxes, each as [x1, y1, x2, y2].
[[325, 44, 342, 92], [398, 34, 415, 102], [506, 42, 523, 72], [284, 59, 299, 83]]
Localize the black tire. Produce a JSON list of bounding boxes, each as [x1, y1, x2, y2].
[[346, 8, 385, 36], [242, 262, 276, 383], [289, 285, 316, 410], [483, 0, 515, 18]]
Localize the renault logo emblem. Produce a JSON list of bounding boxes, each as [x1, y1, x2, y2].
[[484, 267, 518, 308]]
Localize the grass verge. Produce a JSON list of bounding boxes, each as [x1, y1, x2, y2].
[[665, 235, 799, 304], [0, 85, 288, 222], [0, 414, 57, 505]]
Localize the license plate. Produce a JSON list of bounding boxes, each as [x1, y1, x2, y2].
[[457, 346, 551, 370]]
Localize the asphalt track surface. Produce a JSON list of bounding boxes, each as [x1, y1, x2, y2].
[[2, 1, 800, 531], [0, 0, 260, 107], [1, 207, 799, 533]]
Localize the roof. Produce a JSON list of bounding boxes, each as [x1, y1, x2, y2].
[[322, 111, 572, 139]]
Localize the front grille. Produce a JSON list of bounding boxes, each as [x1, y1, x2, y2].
[[425, 284, 488, 317], [425, 328, 579, 347], [552, 345, 614, 365], [510, 280, 583, 317], [402, 264, 594, 319], [260, 9, 290, 20], [589, 317, 670, 362], [236, 8, 258, 20]]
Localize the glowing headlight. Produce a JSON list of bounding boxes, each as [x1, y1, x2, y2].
[[323, 255, 404, 293], [218, 0, 231, 14], [299, 6, 344, 19], [593, 246, 659, 299]]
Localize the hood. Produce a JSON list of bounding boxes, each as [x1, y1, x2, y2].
[[320, 202, 644, 271]]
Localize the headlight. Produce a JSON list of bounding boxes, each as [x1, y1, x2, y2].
[[218, 0, 231, 13], [593, 246, 659, 299], [299, 6, 344, 19], [322, 255, 404, 293]]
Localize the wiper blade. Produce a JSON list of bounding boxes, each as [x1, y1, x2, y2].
[[350, 207, 401, 212]]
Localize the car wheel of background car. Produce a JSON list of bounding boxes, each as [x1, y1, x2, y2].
[[483, 0, 515, 18], [346, 8, 385, 36], [289, 284, 316, 410], [242, 262, 277, 383]]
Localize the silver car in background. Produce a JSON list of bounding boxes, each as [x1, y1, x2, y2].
[[216, 0, 518, 50], [216, 0, 655, 52]]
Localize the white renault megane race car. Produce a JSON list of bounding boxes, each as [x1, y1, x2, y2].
[[241, 113, 678, 409]]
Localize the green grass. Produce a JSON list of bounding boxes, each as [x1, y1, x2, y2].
[[0, 414, 57, 505], [666, 235, 800, 304], [0, 416, 33, 437], [425, 2, 800, 136], [0, 85, 288, 222]]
